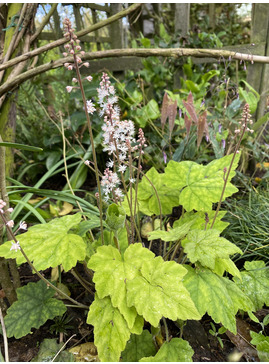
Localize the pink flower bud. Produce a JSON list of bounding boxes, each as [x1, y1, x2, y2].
[[86, 76, 93, 82], [72, 77, 78, 83], [64, 63, 70, 68], [7, 207, 13, 212], [6, 220, 14, 228], [70, 49, 74, 54], [63, 52, 68, 57], [67, 65, 73, 71], [76, 57, 82, 64], [66, 86, 73, 93], [83, 62, 90, 68], [76, 45, 81, 51], [80, 51, 85, 56]]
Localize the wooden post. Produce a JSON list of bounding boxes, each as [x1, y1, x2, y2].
[[174, 4, 190, 36], [109, 4, 124, 79], [246, 3, 269, 120], [174, 4, 190, 90], [109, 4, 123, 49]]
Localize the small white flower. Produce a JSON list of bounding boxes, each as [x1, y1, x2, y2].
[[106, 159, 114, 168], [66, 86, 73, 93], [19, 221, 27, 230], [129, 178, 135, 184], [6, 220, 14, 228], [84, 160, 90, 166], [86, 100, 96, 114], [10, 241, 20, 252], [114, 188, 123, 199], [86, 75, 93, 82], [7, 207, 13, 212], [118, 164, 127, 173]]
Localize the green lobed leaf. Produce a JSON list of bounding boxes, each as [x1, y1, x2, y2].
[[250, 331, 269, 362], [0, 214, 86, 272], [121, 330, 156, 362], [213, 258, 241, 279], [163, 153, 240, 211], [181, 229, 242, 270], [122, 188, 153, 216], [86, 295, 132, 362], [4, 280, 66, 339], [139, 338, 194, 362], [106, 203, 126, 231], [148, 220, 193, 242], [233, 261, 269, 311], [31, 338, 74, 362], [88, 243, 154, 329], [183, 265, 254, 333], [173, 210, 229, 232], [138, 167, 180, 215], [126, 256, 201, 327]]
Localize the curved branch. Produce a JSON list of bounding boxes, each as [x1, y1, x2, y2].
[[0, 3, 142, 72], [1, 47, 269, 99]]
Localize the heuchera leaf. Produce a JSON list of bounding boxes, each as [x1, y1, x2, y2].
[[88, 243, 154, 329], [0, 214, 86, 272], [173, 210, 229, 232], [163, 153, 240, 212], [148, 220, 193, 242], [122, 330, 156, 362], [213, 258, 241, 279], [138, 167, 179, 215], [122, 188, 153, 217], [4, 280, 66, 339], [250, 331, 269, 362], [32, 338, 74, 362], [181, 229, 242, 270], [126, 256, 201, 327], [183, 265, 254, 333], [233, 261, 269, 311], [139, 338, 194, 362], [87, 295, 132, 362]]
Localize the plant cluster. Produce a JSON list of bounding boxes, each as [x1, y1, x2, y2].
[[0, 17, 268, 363]]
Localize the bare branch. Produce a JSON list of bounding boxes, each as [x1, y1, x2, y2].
[[30, 3, 58, 43], [1, 47, 269, 99], [0, 3, 142, 72]]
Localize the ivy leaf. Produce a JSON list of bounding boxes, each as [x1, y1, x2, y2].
[[182, 229, 242, 270], [139, 338, 194, 362], [87, 295, 131, 362], [126, 257, 201, 327], [233, 261, 269, 311], [88, 243, 154, 329], [183, 265, 254, 333], [148, 221, 193, 242], [163, 153, 240, 211], [4, 280, 66, 339], [138, 168, 180, 215], [122, 330, 156, 362], [0, 214, 86, 272], [173, 210, 229, 233]]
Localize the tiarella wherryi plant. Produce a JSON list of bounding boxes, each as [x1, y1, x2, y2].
[[0, 18, 268, 363]]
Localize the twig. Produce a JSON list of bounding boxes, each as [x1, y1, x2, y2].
[[0, 307, 9, 362], [0, 3, 142, 72], [52, 334, 76, 362], [31, 4, 58, 43]]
